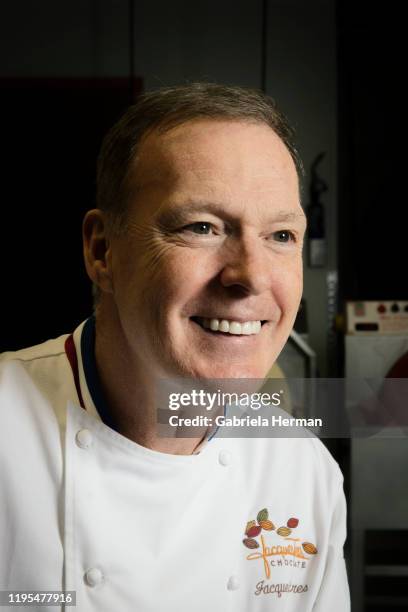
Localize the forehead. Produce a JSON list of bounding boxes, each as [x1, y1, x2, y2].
[[128, 119, 300, 218]]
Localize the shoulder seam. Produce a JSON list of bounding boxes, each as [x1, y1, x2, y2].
[[4, 350, 67, 364]]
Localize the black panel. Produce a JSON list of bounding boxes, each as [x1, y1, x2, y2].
[[0, 78, 142, 351], [337, 1, 406, 301]]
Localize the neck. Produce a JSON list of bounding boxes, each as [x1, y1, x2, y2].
[[93, 302, 207, 455]]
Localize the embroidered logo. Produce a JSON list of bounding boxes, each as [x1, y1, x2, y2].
[[242, 508, 318, 580]]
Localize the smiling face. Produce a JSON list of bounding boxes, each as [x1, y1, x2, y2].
[[105, 119, 306, 379]]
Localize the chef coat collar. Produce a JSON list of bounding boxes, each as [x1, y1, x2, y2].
[[68, 317, 219, 454], [80, 315, 117, 430]]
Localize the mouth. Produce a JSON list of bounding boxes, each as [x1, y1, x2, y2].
[[190, 316, 268, 336]]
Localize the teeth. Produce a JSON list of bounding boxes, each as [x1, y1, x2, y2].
[[198, 318, 263, 335], [241, 321, 253, 335], [252, 321, 261, 334], [219, 319, 230, 332], [210, 319, 219, 331], [229, 322, 242, 335]]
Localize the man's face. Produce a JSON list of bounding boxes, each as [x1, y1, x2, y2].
[[107, 119, 306, 379]]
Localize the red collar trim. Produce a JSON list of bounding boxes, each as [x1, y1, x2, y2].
[[65, 333, 85, 409]]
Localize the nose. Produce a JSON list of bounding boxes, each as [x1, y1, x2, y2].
[[219, 235, 271, 296]]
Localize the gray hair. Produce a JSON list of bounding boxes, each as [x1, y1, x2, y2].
[[96, 81, 304, 234]]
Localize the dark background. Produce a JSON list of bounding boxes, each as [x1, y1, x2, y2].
[[1, 77, 141, 350], [0, 2, 406, 610], [337, 0, 405, 302], [0, 0, 405, 365]]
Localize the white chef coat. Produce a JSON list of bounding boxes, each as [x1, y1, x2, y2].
[[0, 319, 350, 611]]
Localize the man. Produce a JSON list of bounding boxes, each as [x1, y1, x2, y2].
[[0, 83, 350, 610]]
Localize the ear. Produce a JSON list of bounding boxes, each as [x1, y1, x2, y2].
[[82, 209, 114, 294]]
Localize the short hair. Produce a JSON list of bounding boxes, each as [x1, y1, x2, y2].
[[96, 81, 304, 235]]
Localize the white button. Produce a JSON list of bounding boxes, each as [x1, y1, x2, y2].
[[84, 567, 103, 587], [75, 429, 93, 449], [227, 575, 240, 591], [218, 450, 232, 466]]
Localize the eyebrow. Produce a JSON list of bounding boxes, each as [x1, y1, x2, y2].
[[156, 201, 306, 226]]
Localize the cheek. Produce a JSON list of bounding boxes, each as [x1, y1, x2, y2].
[[291, 265, 303, 299], [272, 261, 303, 315], [115, 238, 211, 326]]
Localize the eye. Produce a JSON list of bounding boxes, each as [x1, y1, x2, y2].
[[272, 230, 295, 243], [182, 222, 214, 235]]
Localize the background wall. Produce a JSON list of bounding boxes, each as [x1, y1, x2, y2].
[[264, 0, 338, 376], [0, 1, 130, 77]]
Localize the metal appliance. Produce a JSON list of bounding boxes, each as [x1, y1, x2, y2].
[[345, 300, 408, 611]]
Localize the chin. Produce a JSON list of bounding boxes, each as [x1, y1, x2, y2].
[[189, 362, 267, 380]]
